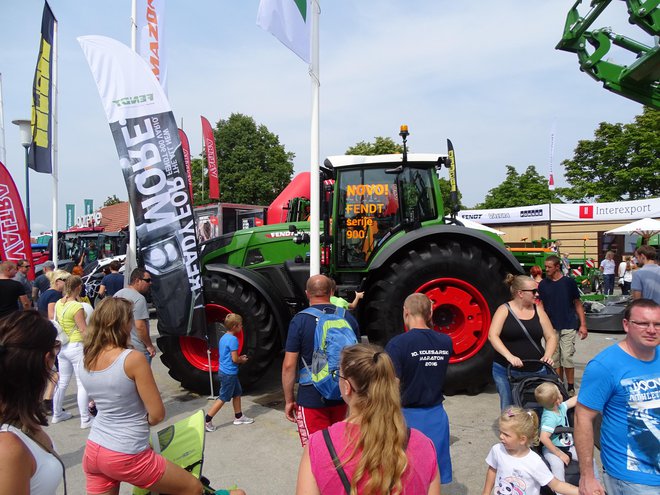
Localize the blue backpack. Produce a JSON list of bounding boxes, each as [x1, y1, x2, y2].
[[299, 306, 358, 400]]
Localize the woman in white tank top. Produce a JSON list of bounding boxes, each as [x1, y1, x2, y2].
[[0, 310, 65, 494]]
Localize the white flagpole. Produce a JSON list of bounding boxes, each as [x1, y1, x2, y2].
[[51, 20, 59, 266], [309, 0, 320, 276], [0, 73, 6, 164], [126, 0, 138, 285]]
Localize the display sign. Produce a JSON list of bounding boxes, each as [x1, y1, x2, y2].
[[459, 204, 550, 224]]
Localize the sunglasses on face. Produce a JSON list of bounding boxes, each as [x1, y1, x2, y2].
[[520, 289, 539, 295], [141, 278, 153, 283]]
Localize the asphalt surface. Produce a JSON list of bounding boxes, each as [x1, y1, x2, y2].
[[48, 322, 621, 494]]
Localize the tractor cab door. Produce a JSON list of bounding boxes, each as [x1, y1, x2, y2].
[[335, 165, 437, 268]]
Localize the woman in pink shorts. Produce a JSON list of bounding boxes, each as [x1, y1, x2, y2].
[[79, 297, 202, 495]]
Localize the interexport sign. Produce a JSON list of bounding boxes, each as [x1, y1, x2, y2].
[[553, 198, 660, 222]]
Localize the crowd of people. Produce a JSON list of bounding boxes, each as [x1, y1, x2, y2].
[[0, 244, 658, 494]]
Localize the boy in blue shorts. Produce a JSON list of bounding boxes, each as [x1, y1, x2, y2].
[[205, 313, 254, 431]]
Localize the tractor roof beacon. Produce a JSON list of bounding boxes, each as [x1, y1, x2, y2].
[[156, 126, 524, 395]]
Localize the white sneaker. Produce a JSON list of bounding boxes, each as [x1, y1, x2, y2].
[[80, 419, 93, 429], [205, 421, 216, 432], [51, 411, 73, 424], [233, 415, 254, 425]]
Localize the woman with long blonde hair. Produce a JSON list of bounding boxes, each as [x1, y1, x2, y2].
[[296, 344, 440, 495], [79, 297, 202, 495], [51, 275, 91, 427]]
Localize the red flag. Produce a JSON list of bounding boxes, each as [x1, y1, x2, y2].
[[178, 129, 193, 200], [0, 161, 35, 279], [201, 116, 219, 200]]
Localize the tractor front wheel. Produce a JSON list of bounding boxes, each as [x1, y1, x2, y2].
[[363, 240, 511, 394]]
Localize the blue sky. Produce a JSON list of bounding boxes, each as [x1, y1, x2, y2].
[[0, 1, 647, 234]]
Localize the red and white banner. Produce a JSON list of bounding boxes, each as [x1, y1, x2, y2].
[[178, 128, 193, 200], [201, 116, 219, 200], [552, 198, 660, 222], [78, 35, 205, 339], [136, 0, 167, 91], [0, 161, 34, 278]]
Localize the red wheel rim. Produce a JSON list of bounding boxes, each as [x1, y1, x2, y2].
[[179, 303, 244, 372], [415, 278, 491, 363]]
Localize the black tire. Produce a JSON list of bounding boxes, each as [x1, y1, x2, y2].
[[159, 272, 279, 394], [362, 240, 511, 394]]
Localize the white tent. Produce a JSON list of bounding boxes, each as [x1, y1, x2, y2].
[[605, 217, 660, 239]]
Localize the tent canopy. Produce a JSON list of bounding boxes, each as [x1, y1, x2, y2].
[[605, 217, 660, 238]]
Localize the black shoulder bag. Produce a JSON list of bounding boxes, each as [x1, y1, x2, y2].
[[505, 303, 543, 355], [322, 427, 411, 494]]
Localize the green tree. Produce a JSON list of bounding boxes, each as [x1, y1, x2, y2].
[[197, 113, 293, 206], [559, 107, 660, 201], [103, 194, 122, 206], [477, 165, 558, 208], [345, 136, 403, 155]]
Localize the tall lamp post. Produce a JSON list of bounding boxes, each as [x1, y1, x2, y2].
[[12, 119, 31, 235]]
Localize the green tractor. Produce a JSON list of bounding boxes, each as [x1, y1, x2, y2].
[[158, 129, 524, 394]]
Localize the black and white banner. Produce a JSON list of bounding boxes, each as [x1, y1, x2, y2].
[[78, 35, 205, 339]]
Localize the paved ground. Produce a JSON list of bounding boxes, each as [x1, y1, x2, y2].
[[49, 322, 621, 494]]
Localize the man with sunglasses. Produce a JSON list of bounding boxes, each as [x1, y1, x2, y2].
[[575, 299, 660, 495], [12, 259, 33, 308], [0, 261, 30, 318], [539, 255, 588, 397], [115, 268, 156, 363]]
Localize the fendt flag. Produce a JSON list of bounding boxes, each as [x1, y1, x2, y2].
[[78, 35, 206, 339], [200, 116, 219, 200], [136, 0, 167, 91], [0, 161, 34, 278], [257, 0, 311, 63], [29, 2, 56, 174]]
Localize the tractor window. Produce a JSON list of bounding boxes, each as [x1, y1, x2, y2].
[[398, 167, 437, 225]]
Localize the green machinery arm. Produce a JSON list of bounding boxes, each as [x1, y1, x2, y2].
[[556, 0, 659, 109]]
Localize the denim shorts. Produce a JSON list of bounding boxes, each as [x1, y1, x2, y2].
[[603, 471, 659, 495], [218, 372, 242, 402]]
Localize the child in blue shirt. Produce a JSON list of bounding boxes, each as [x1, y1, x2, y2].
[[205, 313, 254, 431], [535, 382, 579, 484]]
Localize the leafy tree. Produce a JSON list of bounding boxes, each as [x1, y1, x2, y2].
[[103, 194, 122, 206], [346, 136, 403, 155], [345, 136, 463, 215], [477, 165, 558, 208], [559, 107, 659, 201], [198, 113, 294, 206]]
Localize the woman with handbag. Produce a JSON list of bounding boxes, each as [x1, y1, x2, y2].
[[51, 276, 91, 428], [296, 344, 440, 494], [0, 311, 66, 494], [488, 274, 558, 410]]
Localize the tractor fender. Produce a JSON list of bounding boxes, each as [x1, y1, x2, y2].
[[204, 263, 291, 344], [369, 224, 523, 275]]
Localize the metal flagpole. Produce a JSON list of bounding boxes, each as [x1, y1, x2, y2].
[[309, 0, 321, 275], [126, 0, 138, 286], [0, 73, 6, 164], [51, 18, 59, 266]]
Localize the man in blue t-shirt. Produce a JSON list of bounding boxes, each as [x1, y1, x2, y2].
[[97, 260, 125, 298], [282, 274, 360, 447], [632, 245, 660, 304], [385, 293, 453, 484], [575, 299, 660, 495], [539, 255, 588, 396]]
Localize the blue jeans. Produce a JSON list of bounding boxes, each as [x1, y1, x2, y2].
[[603, 274, 615, 295], [603, 471, 659, 495], [492, 361, 547, 411]]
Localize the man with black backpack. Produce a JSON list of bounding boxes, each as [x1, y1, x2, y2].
[[282, 275, 360, 447]]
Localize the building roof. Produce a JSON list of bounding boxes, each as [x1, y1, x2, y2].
[[100, 202, 129, 233]]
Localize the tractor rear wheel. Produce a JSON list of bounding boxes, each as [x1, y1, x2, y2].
[[158, 273, 279, 394], [363, 240, 511, 394]]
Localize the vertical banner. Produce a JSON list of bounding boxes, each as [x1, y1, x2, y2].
[[78, 35, 205, 339], [84, 198, 93, 214], [0, 161, 34, 279], [136, 0, 167, 91], [200, 116, 219, 200], [65, 204, 75, 229], [178, 128, 193, 200], [29, 1, 56, 174]]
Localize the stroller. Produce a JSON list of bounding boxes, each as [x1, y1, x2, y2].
[[508, 360, 580, 494], [132, 410, 228, 495]]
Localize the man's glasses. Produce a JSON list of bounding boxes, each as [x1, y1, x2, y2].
[[20, 264, 30, 268], [141, 278, 153, 283], [628, 320, 660, 330]]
